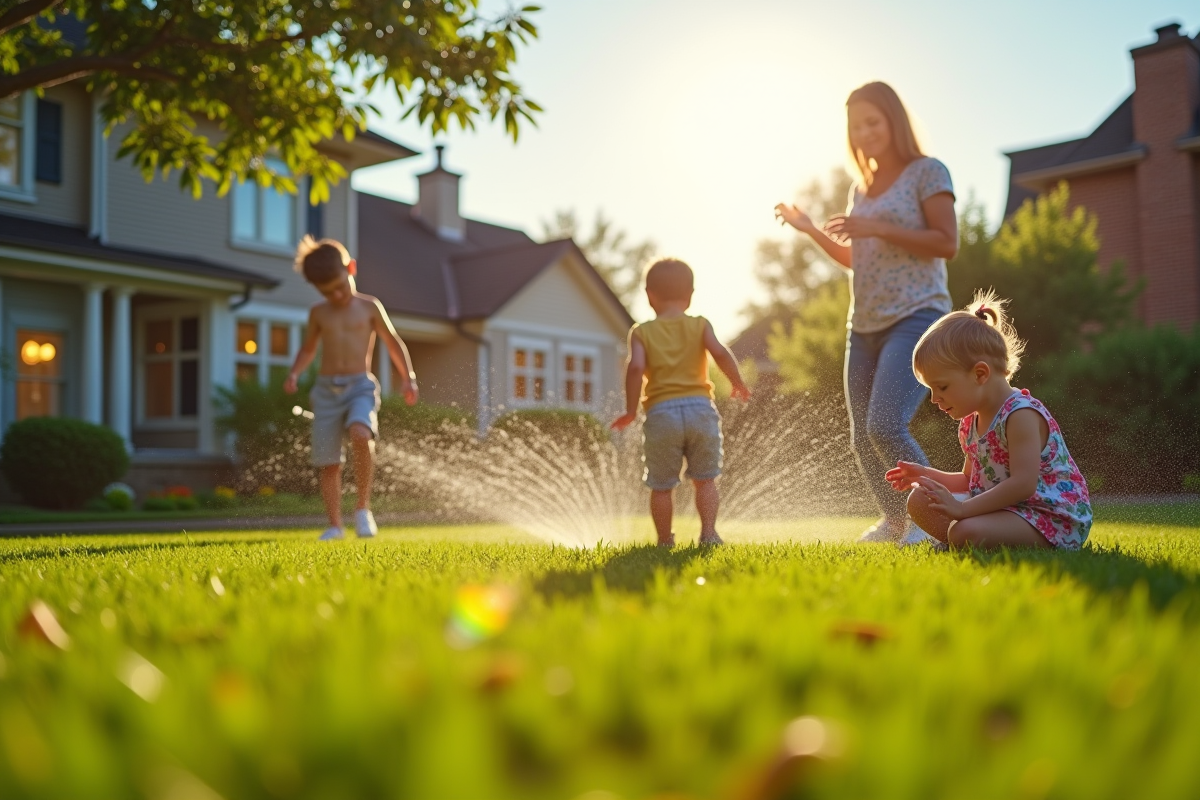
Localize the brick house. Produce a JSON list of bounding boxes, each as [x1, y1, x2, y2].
[[1004, 23, 1200, 328]]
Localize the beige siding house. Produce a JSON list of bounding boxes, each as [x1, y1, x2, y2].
[[0, 86, 630, 496]]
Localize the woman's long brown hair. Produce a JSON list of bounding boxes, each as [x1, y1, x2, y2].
[[846, 82, 924, 188]]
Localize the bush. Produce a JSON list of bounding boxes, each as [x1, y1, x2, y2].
[[104, 486, 135, 511], [0, 417, 129, 509], [142, 496, 176, 512], [1039, 325, 1200, 494], [219, 372, 478, 495], [378, 397, 474, 439], [491, 408, 607, 444]]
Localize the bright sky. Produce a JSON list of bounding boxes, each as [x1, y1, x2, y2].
[[354, 1, 1195, 338]]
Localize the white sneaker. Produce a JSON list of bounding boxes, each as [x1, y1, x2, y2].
[[318, 526, 345, 541], [857, 519, 900, 543], [354, 509, 378, 539], [898, 523, 939, 549]]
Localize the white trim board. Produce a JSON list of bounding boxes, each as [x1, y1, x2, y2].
[[484, 317, 621, 346], [0, 247, 245, 294]]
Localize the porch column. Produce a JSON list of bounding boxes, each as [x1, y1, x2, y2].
[[108, 286, 134, 446], [0, 275, 5, 431], [376, 340, 392, 396], [202, 296, 234, 454], [82, 282, 105, 424]]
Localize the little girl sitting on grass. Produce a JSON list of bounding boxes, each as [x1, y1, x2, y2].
[[886, 291, 1092, 550]]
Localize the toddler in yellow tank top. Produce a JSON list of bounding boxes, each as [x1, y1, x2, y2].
[[612, 258, 751, 547]]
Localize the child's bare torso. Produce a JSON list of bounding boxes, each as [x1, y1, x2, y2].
[[313, 295, 379, 376]]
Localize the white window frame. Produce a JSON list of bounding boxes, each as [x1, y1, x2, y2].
[[229, 158, 304, 255], [559, 343, 601, 410], [134, 302, 204, 430], [234, 316, 301, 384], [0, 91, 36, 203], [507, 335, 553, 407]]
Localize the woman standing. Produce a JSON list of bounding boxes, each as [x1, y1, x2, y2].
[[776, 81, 958, 544]]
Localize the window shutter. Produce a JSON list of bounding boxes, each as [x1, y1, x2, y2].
[[306, 199, 324, 238], [35, 99, 62, 183]]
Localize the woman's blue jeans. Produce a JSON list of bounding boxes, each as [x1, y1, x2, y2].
[[844, 308, 941, 523]]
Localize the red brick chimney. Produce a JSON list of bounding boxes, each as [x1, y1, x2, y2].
[[1130, 23, 1200, 327]]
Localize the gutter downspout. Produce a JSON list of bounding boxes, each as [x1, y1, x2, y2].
[[230, 282, 254, 311], [455, 320, 491, 437]]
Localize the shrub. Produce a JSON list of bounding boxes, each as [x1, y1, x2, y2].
[[0, 417, 130, 509], [142, 496, 176, 512], [219, 371, 477, 495], [104, 487, 135, 511], [490, 408, 608, 445], [1039, 325, 1200, 494], [104, 482, 136, 511]]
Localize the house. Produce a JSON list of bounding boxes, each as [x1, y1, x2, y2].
[[1004, 22, 1200, 329], [0, 80, 630, 498], [352, 146, 633, 433]]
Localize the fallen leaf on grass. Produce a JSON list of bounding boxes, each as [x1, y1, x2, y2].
[[728, 716, 845, 800], [828, 620, 892, 646], [17, 601, 70, 650], [476, 653, 525, 694]]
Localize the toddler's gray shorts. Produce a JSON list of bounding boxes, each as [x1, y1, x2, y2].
[[641, 396, 723, 490]]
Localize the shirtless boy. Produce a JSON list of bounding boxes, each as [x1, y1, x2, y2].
[[284, 235, 418, 540]]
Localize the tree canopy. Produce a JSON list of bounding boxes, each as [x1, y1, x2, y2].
[[0, 0, 542, 199]]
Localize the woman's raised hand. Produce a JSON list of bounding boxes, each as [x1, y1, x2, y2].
[[774, 203, 816, 234], [824, 214, 880, 244]]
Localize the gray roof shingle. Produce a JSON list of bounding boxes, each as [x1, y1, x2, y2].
[[354, 191, 632, 326]]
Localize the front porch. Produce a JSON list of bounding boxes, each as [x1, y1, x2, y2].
[[0, 226, 278, 499]]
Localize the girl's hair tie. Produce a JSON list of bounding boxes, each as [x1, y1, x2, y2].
[[975, 305, 997, 324]]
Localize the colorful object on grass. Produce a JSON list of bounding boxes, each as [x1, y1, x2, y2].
[[17, 601, 70, 650], [257, 486, 277, 497], [445, 584, 518, 648], [214, 486, 237, 499], [164, 485, 193, 499]]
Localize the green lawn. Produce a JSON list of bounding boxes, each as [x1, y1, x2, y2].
[[1, 506, 1198, 799]]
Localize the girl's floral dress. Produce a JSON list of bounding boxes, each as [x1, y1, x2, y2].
[[958, 389, 1092, 549]]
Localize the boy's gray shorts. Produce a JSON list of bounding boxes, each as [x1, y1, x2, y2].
[[641, 396, 723, 490], [309, 373, 380, 467]]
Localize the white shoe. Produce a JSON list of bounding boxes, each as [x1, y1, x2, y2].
[[857, 519, 900, 543], [319, 526, 345, 541], [898, 523, 939, 549], [354, 509, 378, 539]]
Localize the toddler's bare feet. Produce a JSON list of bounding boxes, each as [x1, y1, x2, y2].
[[698, 531, 724, 546], [657, 533, 676, 548]]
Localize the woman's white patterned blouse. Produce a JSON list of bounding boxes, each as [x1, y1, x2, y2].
[[846, 156, 955, 333]]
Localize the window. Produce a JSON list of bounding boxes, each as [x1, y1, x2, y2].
[[231, 157, 297, 249], [15, 329, 64, 420], [235, 318, 297, 384], [141, 315, 200, 420], [561, 345, 600, 407], [35, 99, 61, 183], [509, 337, 551, 404], [0, 92, 32, 197]]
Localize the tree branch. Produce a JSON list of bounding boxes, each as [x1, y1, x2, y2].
[[0, 0, 64, 37], [0, 55, 180, 97]]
